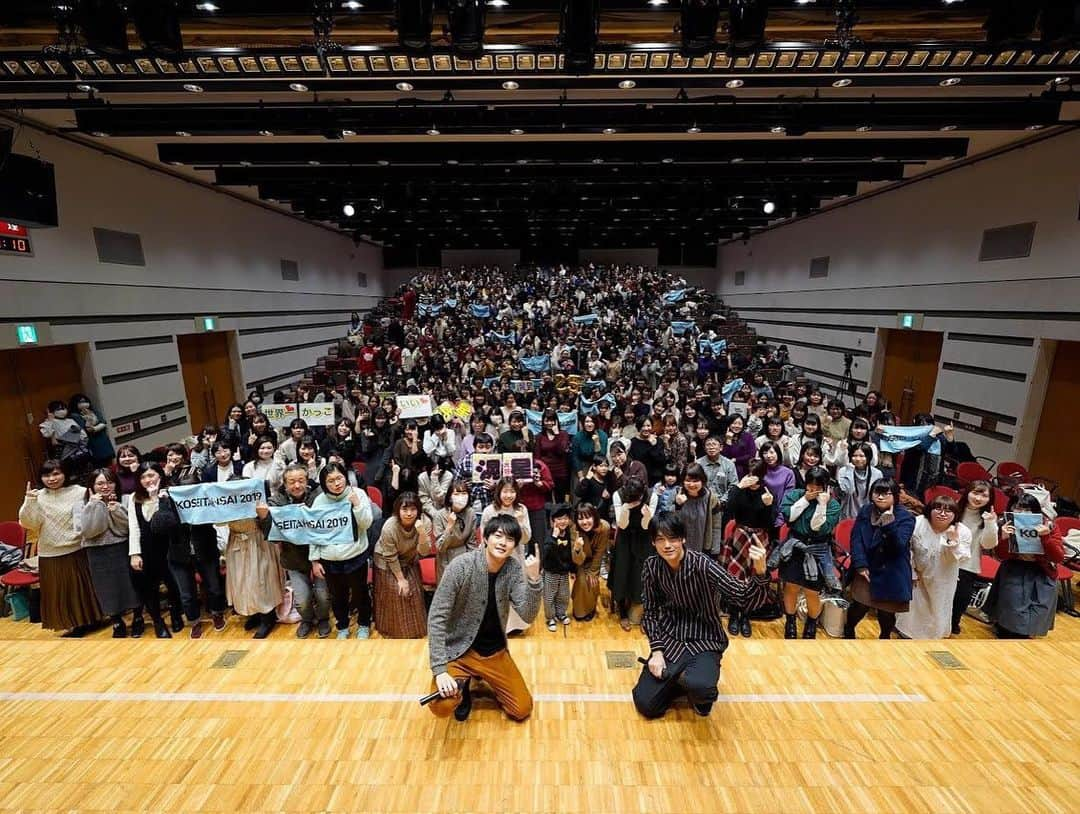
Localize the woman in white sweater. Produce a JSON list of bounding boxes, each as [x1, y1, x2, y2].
[[896, 496, 972, 639], [952, 480, 1000, 635]]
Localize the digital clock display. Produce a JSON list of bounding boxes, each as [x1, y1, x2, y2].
[[0, 222, 32, 255], [0, 236, 32, 255]]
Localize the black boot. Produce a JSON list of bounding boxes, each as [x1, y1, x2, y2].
[[153, 617, 172, 639], [802, 614, 819, 639], [784, 613, 798, 640], [253, 611, 276, 640], [244, 614, 262, 631], [111, 616, 127, 638], [727, 611, 740, 636], [739, 614, 752, 638], [454, 679, 472, 722], [170, 607, 184, 633], [130, 615, 145, 638]]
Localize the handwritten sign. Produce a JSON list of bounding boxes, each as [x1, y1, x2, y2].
[[299, 402, 335, 426], [396, 394, 434, 419], [263, 403, 299, 428]]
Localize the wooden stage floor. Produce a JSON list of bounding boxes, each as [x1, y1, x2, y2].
[[0, 604, 1077, 813]]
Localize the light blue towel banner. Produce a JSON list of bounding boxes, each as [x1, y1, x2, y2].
[[470, 303, 492, 319], [671, 320, 696, 336], [877, 425, 942, 456], [525, 409, 579, 435], [572, 313, 599, 325], [721, 377, 745, 404], [583, 379, 607, 393], [444, 298, 458, 308], [579, 393, 617, 416], [1007, 512, 1044, 555], [482, 376, 501, 389], [521, 355, 551, 373], [488, 330, 517, 345], [267, 503, 354, 546], [662, 289, 688, 305], [698, 338, 727, 355], [169, 479, 267, 525], [417, 302, 442, 317]]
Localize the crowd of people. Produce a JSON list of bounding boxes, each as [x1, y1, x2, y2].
[[17, 262, 1070, 720]]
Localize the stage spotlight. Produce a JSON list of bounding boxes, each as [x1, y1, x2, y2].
[[728, 0, 769, 51], [680, 0, 721, 56], [559, 0, 600, 73], [983, 0, 1041, 44], [343, 203, 356, 217], [763, 200, 776, 214], [74, 0, 129, 57], [395, 0, 435, 52], [128, 0, 183, 59], [447, 0, 486, 56]]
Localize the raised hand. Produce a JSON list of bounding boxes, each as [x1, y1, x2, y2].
[[523, 553, 541, 582]]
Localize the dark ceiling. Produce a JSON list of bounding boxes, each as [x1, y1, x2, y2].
[[0, 1, 1077, 260]]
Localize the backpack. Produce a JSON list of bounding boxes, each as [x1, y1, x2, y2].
[[55, 429, 92, 471]]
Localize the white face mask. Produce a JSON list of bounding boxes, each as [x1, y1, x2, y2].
[[53, 409, 68, 419], [451, 494, 469, 510]]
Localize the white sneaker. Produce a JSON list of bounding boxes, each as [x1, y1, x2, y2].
[[336, 628, 350, 640], [546, 619, 557, 632]]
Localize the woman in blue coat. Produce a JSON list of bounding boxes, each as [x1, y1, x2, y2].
[[843, 478, 916, 639]]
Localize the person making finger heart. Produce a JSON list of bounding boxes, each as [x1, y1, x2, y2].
[[633, 511, 772, 720], [426, 515, 542, 722]]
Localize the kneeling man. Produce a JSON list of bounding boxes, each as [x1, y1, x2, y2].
[[427, 515, 542, 721], [634, 511, 770, 719]]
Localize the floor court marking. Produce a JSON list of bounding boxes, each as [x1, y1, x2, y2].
[[0, 690, 927, 704]]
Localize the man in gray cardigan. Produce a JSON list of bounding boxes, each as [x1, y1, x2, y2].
[[427, 514, 542, 722]]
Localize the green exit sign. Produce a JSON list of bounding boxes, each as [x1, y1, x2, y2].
[[897, 312, 924, 330], [196, 316, 218, 332], [15, 324, 38, 345], [901, 314, 914, 328]]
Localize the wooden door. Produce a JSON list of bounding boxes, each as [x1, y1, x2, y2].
[[177, 332, 237, 434], [0, 345, 84, 519], [879, 329, 944, 423], [1029, 341, 1080, 501]]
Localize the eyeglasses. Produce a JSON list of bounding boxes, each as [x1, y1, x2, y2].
[[933, 507, 954, 515]]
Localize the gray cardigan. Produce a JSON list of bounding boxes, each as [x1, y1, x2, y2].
[[427, 548, 541, 676]]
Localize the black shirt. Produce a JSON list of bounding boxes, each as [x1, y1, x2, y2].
[[470, 573, 506, 656]]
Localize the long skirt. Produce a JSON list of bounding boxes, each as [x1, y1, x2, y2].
[[224, 531, 284, 616], [39, 549, 102, 631], [989, 559, 1057, 637], [609, 526, 651, 605], [373, 563, 427, 638], [85, 542, 140, 616], [718, 525, 767, 581]]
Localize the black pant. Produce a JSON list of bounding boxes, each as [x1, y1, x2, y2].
[[133, 542, 182, 621], [326, 567, 371, 629], [844, 600, 896, 639], [951, 569, 979, 631], [632, 650, 721, 719], [168, 534, 227, 621]]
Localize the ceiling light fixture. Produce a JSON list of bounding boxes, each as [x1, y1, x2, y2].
[[396, 0, 435, 51], [183, 83, 204, 93], [618, 79, 636, 89], [502, 80, 519, 90], [940, 77, 962, 86], [510, 128, 524, 135], [763, 201, 776, 214], [90, 131, 108, 138], [76, 83, 94, 93], [770, 125, 786, 134], [447, 0, 487, 56], [725, 79, 744, 89], [603, 127, 617, 134], [1025, 124, 1045, 130], [832, 78, 852, 87], [396, 81, 415, 92], [487, 0, 508, 6], [687, 125, 701, 134], [939, 124, 957, 131], [259, 129, 274, 136], [856, 124, 872, 132], [1052, 76, 1070, 85], [343, 203, 356, 217], [661, 157, 674, 163], [175, 130, 191, 137], [289, 82, 309, 92], [196, 2, 219, 10], [427, 128, 441, 135], [342, 1, 363, 9], [341, 129, 356, 136], [592, 158, 604, 164]]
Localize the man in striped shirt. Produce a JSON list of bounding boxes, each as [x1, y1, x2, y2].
[[633, 512, 771, 719]]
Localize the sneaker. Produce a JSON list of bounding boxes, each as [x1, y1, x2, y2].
[[336, 627, 350, 640], [317, 619, 332, 639], [211, 612, 227, 632], [189, 620, 205, 639], [355, 625, 370, 640], [296, 621, 314, 639], [547, 619, 557, 632], [560, 616, 571, 626]]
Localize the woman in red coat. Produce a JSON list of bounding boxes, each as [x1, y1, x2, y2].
[[990, 492, 1064, 639], [534, 409, 572, 502]]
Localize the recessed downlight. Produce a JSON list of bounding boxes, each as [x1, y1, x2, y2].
[[618, 79, 636, 89], [509, 128, 524, 135], [182, 83, 203, 93], [725, 79, 744, 89], [396, 81, 414, 92], [832, 78, 853, 87], [501, 80, 519, 90], [940, 77, 962, 86]]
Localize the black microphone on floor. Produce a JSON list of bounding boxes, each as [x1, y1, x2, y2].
[[418, 678, 468, 706]]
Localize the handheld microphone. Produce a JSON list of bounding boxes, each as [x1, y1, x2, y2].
[[418, 678, 468, 706]]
